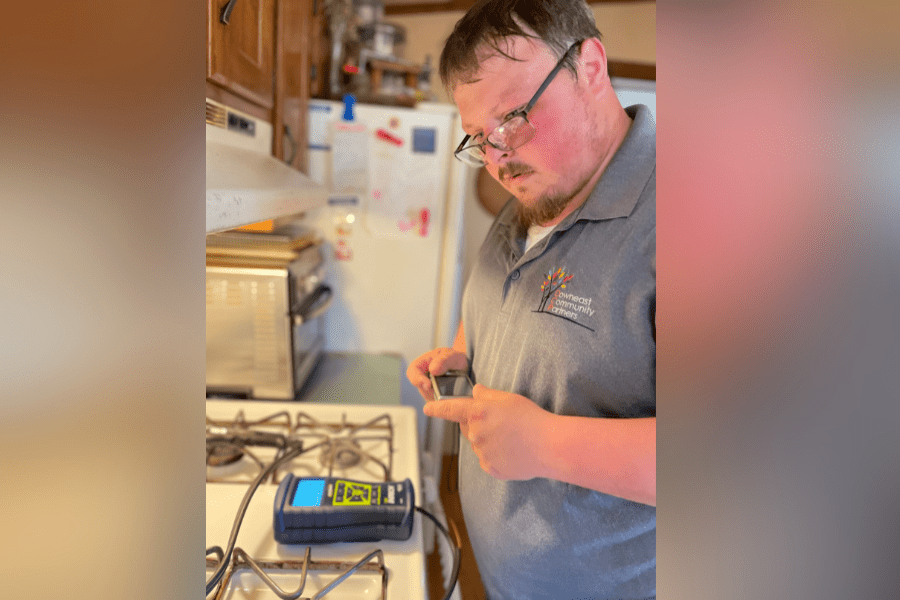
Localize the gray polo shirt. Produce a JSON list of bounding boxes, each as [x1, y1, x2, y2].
[[460, 104, 656, 600]]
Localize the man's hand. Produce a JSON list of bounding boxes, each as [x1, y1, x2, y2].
[[406, 347, 468, 401], [423, 384, 552, 481]]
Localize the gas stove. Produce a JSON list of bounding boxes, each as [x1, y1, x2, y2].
[[205, 400, 426, 599]]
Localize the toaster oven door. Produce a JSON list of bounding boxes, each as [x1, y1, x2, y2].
[[206, 266, 293, 399], [206, 267, 327, 400]]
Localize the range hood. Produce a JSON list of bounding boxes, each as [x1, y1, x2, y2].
[[206, 99, 328, 234]]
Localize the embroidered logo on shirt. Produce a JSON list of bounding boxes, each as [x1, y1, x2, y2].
[[534, 268, 595, 331]]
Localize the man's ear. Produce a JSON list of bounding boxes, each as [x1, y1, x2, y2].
[[577, 38, 610, 95]]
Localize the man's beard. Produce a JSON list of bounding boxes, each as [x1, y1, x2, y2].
[[512, 169, 595, 229], [499, 162, 573, 229], [514, 191, 572, 229]]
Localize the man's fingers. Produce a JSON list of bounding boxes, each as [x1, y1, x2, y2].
[[427, 355, 452, 376], [406, 358, 429, 384], [472, 383, 494, 399], [422, 398, 469, 424], [407, 352, 443, 401], [407, 348, 467, 404], [429, 349, 467, 376]]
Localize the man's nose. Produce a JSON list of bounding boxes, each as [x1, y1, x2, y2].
[[483, 144, 510, 167]]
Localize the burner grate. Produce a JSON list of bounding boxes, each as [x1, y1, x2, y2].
[[206, 409, 293, 432], [206, 546, 387, 600], [284, 412, 395, 483], [206, 410, 396, 484]]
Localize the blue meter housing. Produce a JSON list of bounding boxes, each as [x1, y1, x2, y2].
[[273, 474, 415, 544]]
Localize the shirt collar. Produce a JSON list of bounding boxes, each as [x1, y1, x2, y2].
[[558, 104, 656, 227]]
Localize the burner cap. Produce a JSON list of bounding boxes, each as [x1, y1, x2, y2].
[[319, 438, 366, 470], [207, 443, 244, 467]]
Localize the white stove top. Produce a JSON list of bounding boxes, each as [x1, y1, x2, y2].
[[206, 400, 426, 600]]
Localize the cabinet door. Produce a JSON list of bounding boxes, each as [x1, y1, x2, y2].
[[208, 0, 275, 110], [276, 0, 312, 170]]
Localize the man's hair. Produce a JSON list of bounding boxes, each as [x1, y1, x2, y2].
[[439, 0, 601, 92]]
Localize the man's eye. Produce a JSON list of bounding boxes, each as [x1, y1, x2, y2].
[[503, 106, 526, 121]]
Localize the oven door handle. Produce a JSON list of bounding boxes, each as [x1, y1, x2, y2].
[[293, 284, 332, 325]]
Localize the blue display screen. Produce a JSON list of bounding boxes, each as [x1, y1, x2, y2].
[[291, 478, 326, 507]]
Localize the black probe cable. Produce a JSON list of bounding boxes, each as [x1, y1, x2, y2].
[[415, 505, 462, 600], [206, 441, 322, 596]]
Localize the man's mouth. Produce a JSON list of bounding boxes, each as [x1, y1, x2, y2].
[[502, 169, 533, 183]]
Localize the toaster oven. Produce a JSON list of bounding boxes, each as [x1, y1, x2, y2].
[[206, 231, 331, 400]]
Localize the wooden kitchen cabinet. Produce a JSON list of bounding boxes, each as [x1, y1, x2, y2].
[[207, 0, 312, 171], [277, 0, 312, 171], [207, 0, 276, 110]]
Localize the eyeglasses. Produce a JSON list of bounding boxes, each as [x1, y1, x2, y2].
[[454, 41, 582, 168]]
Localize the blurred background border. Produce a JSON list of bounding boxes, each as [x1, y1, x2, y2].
[[1, 1, 898, 598]]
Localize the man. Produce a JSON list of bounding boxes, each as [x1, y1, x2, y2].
[[406, 1, 655, 598]]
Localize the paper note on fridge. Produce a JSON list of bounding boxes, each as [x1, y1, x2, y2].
[[308, 103, 331, 151], [331, 122, 369, 196]]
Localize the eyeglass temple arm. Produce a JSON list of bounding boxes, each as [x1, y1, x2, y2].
[[455, 135, 470, 154], [522, 42, 581, 114]]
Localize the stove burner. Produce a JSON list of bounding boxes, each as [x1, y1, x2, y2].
[[207, 443, 244, 467], [319, 438, 366, 470]]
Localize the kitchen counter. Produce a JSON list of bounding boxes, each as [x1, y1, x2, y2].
[[296, 351, 402, 405]]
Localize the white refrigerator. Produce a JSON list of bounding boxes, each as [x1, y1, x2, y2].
[[306, 98, 469, 399], [306, 100, 470, 545]]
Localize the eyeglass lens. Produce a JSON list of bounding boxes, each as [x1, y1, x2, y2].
[[462, 116, 533, 165], [491, 116, 534, 151]]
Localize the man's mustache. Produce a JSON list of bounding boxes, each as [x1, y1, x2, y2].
[[498, 163, 533, 182]]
